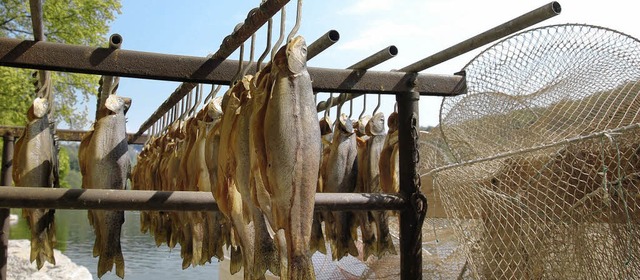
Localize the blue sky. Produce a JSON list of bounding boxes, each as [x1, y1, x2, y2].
[[82, 0, 639, 133]]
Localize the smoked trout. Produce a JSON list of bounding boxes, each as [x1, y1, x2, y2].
[[263, 36, 321, 279], [380, 111, 399, 193], [12, 71, 57, 269], [79, 76, 131, 279], [355, 114, 376, 260], [323, 113, 359, 261], [366, 112, 396, 257]]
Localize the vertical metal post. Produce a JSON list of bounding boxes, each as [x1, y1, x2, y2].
[[0, 133, 14, 280], [397, 90, 427, 280]]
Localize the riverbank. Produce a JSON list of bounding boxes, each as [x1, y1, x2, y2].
[[7, 239, 92, 280]]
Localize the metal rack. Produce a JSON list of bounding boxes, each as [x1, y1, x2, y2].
[[0, 1, 561, 279]]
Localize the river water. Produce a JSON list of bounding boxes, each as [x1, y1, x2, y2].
[[10, 209, 220, 280]]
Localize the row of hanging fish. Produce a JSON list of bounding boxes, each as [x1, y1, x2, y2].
[[314, 106, 399, 262], [133, 36, 320, 279], [131, 36, 402, 280]]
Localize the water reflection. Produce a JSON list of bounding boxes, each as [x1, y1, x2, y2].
[[10, 209, 220, 280]]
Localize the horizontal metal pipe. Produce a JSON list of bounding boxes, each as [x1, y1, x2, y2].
[[348, 45, 398, 70], [0, 38, 462, 96], [307, 30, 340, 60], [0, 125, 148, 144], [316, 45, 399, 112], [399, 1, 561, 72], [0, 187, 406, 212]]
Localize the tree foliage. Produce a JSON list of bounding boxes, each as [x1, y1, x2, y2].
[[0, 0, 121, 128]]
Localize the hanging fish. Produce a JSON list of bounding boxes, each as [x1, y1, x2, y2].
[[355, 114, 377, 260], [366, 112, 397, 257], [380, 111, 399, 193], [262, 36, 321, 279], [323, 113, 359, 261], [13, 71, 57, 270], [79, 75, 131, 279]]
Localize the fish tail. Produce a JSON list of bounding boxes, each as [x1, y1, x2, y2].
[[359, 211, 377, 260], [229, 245, 243, 275], [191, 215, 204, 266], [180, 222, 193, 269], [310, 214, 327, 254], [252, 212, 280, 277], [288, 252, 315, 280], [376, 210, 397, 257], [25, 209, 56, 269], [91, 210, 125, 279]]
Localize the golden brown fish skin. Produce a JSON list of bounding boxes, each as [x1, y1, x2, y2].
[[263, 36, 320, 279], [380, 111, 399, 194], [216, 80, 254, 276], [310, 117, 333, 255], [80, 92, 131, 279], [13, 95, 57, 270], [205, 98, 231, 261], [323, 113, 359, 261]]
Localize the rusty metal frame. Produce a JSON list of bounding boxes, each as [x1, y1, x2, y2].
[[0, 1, 566, 279]]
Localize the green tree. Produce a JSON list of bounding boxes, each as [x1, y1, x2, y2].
[[58, 146, 70, 188], [0, 0, 121, 128]]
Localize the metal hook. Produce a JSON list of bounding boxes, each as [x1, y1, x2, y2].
[[358, 94, 367, 120], [348, 94, 353, 118], [324, 92, 333, 118], [204, 84, 223, 104], [256, 17, 272, 72], [336, 93, 344, 117], [271, 7, 286, 60], [188, 84, 203, 117], [287, 0, 303, 42], [231, 23, 245, 85], [242, 33, 256, 77], [373, 93, 381, 115], [394, 101, 398, 113]]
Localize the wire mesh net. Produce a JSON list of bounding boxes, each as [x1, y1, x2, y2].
[[420, 24, 640, 279]]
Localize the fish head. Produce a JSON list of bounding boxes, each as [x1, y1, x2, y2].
[[337, 113, 354, 135], [28, 96, 49, 120], [286, 36, 307, 75], [387, 111, 398, 133], [366, 111, 386, 136], [319, 116, 333, 136], [105, 94, 130, 115], [206, 96, 224, 122], [355, 115, 371, 137]]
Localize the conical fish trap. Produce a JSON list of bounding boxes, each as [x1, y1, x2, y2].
[[424, 24, 640, 279]]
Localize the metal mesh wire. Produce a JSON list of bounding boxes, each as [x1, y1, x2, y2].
[[421, 24, 640, 279]]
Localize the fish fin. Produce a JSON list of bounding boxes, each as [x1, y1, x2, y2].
[[25, 209, 56, 270], [229, 245, 243, 275], [289, 253, 315, 280], [191, 219, 204, 266]]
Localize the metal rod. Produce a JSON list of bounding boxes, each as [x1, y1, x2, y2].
[[315, 45, 398, 112], [0, 126, 148, 144], [307, 30, 340, 60], [397, 90, 427, 280], [0, 133, 14, 280], [0, 38, 460, 96], [0, 187, 406, 212], [400, 1, 561, 72]]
